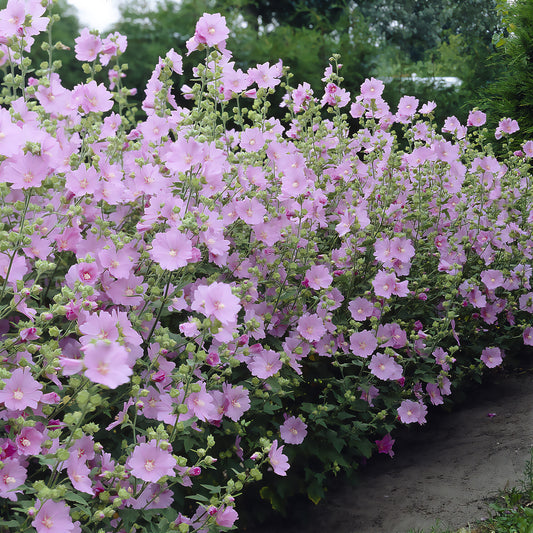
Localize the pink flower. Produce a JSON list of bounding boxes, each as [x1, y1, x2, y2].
[[372, 270, 398, 299], [495, 117, 519, 139], [215, 506, 238, 528], [397, 400, 428, 424], [240, 127, 265, 152], [99, 31, 127, 65], [280, 416, 307, 445], [191, 282, 241, 325], [348, 297, 375, 321], [368, 353, 403, 381], [467, 110, 486, 127], [481, 269, 505, 290], [420, 101, 437, 114], [0, 367, 42, 411], [222, 383, 250, 421], [349, 330, 378, 358], [519, 292, 533, 313], [0, 458, 26, 501], [359, 385, 379, 406], [296, 313, 326, 342], [234, 197, 267, 225], [480, 346, 503, 368], [8, 154, 48, 189], [426, 383, 443, 406], [523, 327, 533, 346], [129, 440, 177, 483], [268, 439, 290, 476], [304, 265, 333, 290], [397, 95, 419, 120], [499, 117, 520, 134], [16, 426, 43, 456], [377, 322, 407, 349], [98, 246, 136, 279], [194, 13, 229, 47], [66, 457, 94, 495], [321, 83, 350, 107], [166, 48, 183, 74], [187, 383, 219, 422], [74, 80, 113, 113], [149, 230, 193, 271], [32, 500, 76, 533], [523, 140, 533, 158], [375, 434, 395, 457], [360, 77, 384, 100], [78, 310, 119, 344], [75, 28, 102, 61], [248, 60, 283, 89], [82, 340, 133, 388], [65, 262, 100, 287], [248, 349, 282, 379]]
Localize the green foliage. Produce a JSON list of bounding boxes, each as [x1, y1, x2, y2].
[[478, 0, 533, 145], [474, 450, 533, 533]]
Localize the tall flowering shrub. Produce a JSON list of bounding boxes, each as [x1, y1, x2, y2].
[[0, 2, 532, 530]]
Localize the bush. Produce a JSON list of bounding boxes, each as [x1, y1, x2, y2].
[[0, 5, 532, 532]]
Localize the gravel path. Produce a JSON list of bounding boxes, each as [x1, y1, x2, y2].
[[252, 370, 533, 533]]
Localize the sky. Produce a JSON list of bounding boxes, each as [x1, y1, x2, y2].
[[67, 0, 121, 32]]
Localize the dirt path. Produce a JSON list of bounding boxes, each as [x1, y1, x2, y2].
[[253, 370, 533, 533]]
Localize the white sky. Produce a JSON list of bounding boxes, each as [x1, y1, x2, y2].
[[67, 0, 121, 33]]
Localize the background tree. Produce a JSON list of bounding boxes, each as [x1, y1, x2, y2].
[[478, 0, 533, 144]]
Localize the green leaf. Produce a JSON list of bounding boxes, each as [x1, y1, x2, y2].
[[0, 520, 20, 528], [64, 491, 89, 506], [307, 479, 325, 505], [355, 438, 374, 458]]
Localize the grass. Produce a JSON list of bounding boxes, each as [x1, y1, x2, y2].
[[407, 449, 533, 533]]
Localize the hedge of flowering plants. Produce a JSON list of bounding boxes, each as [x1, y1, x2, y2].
[[1, 1, 533, 531]]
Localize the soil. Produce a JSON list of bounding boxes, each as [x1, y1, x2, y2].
[[251, 368, 533, 533]]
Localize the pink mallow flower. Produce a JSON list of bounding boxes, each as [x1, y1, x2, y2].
[[129, 440, 177, 483], [215, 506, 238, 528], [480, 269, 505, 290], [372, 270, 408, 299], [75, 28, 102, 61], [280, 416, 308, 445], [0, 367, 42, 411], [191, 282, 241, 325], [495, 117, 519, 139], [0, 458, 27, 501], [194, 13, 229, 47], [296, 313, 326, 342], [248, 349, 282, 379], [375, 434, 395, 457], [368, 353, 403, 381], [304, 264, 333, 290], [32, 499, 76, 533], [397, 399, 428, 424], [480, 346, 503, 368], [524, 327, 533, 346], [222, 383, 250, 421], [350, 330, 378, 358], [82, 340, 133, 388], [16, 426, 44, 456], [149, 229, 193, 271], [66, 456, 94, 495], [268, 439, 290, 476], [348, 297, 375, 321]]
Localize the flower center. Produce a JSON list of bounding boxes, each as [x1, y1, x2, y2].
[[41, 516, 54, 529], [97, 362, 109, 375], [13, 388, 24, 400]]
